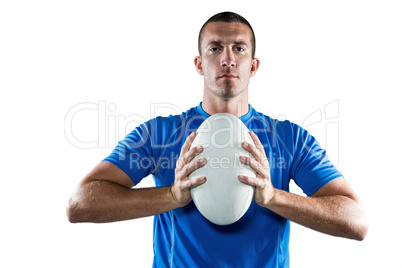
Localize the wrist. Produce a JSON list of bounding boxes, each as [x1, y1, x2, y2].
[[265, 188, 279, 209], [167, 185, 186, 209]]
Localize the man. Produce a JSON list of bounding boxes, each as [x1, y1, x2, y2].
[[67, 12, 368, 267]]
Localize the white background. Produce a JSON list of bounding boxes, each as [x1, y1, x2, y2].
[[1, 1, 401, 267]]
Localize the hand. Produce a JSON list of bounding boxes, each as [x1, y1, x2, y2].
[[238, 131, 275, 207], [170, 132, 207, 207]]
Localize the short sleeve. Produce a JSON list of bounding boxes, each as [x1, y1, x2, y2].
[[103, 120, 156, 185], [289, 123, 342, 196]]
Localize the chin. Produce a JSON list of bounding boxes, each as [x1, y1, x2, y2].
[[223, 86, 244, 99], [216, 89, 236, 99], [206, 82, 243, 100]]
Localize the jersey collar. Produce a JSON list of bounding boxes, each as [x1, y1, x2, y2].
[[196, 102, 254, 123]]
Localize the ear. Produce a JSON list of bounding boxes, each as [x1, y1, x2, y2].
[[194, 56, 203, 75], [250, 58, 260, 77]]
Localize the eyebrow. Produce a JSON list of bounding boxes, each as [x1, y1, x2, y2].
[[206, 40, 249, 47], [233, 41, 249, 47]]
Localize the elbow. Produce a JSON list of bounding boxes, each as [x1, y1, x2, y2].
[[66, 199, 78, 223], [346, 197, 369, 241], [66, 182, 93, 223], [354, 219, 369, 241], [354, 204, 370, 241], [66, 197, 84, 223], [352, 227, 368, 242], [349, 213, 369, 241]]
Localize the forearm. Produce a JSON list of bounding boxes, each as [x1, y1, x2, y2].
[[266, 189, 368, 240], [67, 180, 180, 223]]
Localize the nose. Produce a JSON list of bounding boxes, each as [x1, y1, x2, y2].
[[220, 48, 236, 68]]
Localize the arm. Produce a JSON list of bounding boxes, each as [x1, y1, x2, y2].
[[265, 178, 368, 240], [238, 131, 369, 241], [66, 132, 207, 223]]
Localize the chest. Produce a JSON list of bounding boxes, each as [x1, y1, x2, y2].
[[152, 130, 292, 191]]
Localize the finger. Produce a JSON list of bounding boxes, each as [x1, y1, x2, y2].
[[181, 145, 204, 166], [177, 145, 203, 170], [179, 132, 196, 158], [249, 131, 265, 155], [183, 176, 207, 189], [238, 175, 265, 189], [242, 141, 264, 164], [177, 157, 207, 180], [239, 156, 269, 178], [177, 132, 197, 168]]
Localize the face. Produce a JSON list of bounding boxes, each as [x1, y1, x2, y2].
[[195, 22, 260, 100]]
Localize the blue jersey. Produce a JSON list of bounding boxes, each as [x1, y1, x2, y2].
[[104, 103, 342, 268]]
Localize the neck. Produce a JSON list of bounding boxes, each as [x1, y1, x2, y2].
[[201, 91, 249, 118]]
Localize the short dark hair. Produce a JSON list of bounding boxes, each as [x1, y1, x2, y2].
[[198, 11, 256, 58]]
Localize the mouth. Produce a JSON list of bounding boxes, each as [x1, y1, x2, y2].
[[219, 73, 237, 79]]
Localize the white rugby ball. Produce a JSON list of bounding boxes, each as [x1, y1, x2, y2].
[[189, 113, 256, 225]]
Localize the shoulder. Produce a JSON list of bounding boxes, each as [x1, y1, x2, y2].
[[248, 108, 299, 138], [129, 105, 199, 149], [247, 108, 313, 157], [148, 105, 199, 134]]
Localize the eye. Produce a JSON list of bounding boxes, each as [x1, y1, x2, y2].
[[209, 47, 221, 53], [234, 46, 245, 52]]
